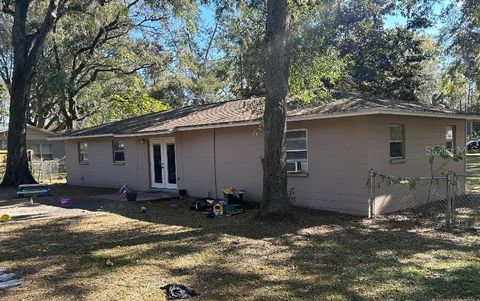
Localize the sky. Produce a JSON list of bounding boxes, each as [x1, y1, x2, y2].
[[196, 0, 455, 67], [199, 0, 453, 39], [383, 0, 451, 37]]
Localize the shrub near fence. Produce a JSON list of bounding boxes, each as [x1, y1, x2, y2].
[[369, 170, 480, 230]]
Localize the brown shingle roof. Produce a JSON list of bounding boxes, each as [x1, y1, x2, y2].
[[58, 92, 476, 138]]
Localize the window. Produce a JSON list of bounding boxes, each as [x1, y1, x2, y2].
[[30, 144, 53, 161], [41, 144, 53, 160], [78, 142, 88, 163], [112, 141, 125, 163], [31, 144, 41, 160], [446, 125, 456, 152], [390, 125, 405, 159], [286, 130, 308, 173]]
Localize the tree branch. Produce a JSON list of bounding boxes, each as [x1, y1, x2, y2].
[[74, 63, 153, 94], [203, 7, 224, 63], [26, 0, 64, 69], [1, 0, 14, 16]]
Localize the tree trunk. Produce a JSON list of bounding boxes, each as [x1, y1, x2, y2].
[[258, 0, 290, 218], [2, 0, 60, 186], [34, 88, 46, 129], [2, 68, 36, 186], [66, 94, 79, 130]]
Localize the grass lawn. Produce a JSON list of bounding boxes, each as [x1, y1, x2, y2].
[[1, 185, 480, 300], [466, 153, 480, 169]]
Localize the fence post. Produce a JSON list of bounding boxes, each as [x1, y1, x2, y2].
[[451, 174, 456, 227], [446, 173, 452, 228], [49, 162, 53, 182], [368, 169, 375, 218], [39, 161, 43, 183]]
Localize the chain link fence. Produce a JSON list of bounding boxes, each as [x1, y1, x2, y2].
[[450, 174, 480, 230], [30, 159, 67, 183], [0, 158, 66, 184], [369, 170, 480, 231]]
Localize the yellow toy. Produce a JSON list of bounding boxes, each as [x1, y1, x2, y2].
[[0, 214, 11, 223], [213, 203, 224, 215]]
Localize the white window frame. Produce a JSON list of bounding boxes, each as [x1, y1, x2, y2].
[[112, 141, 126, 163], [389, 124, 405, 160], [286, 129, 308, 173], [78, 142, 88, 163]]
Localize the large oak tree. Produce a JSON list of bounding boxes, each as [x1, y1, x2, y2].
[[1, 0, 67, 186], [259, 0, 290, 218]]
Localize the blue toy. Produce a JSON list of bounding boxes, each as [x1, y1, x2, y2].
[[16, 184, 50, 198]]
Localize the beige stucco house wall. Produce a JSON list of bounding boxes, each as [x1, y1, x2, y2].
[[63, 114, 467, 216], [64, 137, 150, 189], [367, 116, 466, 214]]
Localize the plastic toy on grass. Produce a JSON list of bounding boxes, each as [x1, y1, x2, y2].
[[213, 203, 224, 215], [118, 183, 137, 201], [0, 214, 11, 223], [16, 183, 50, 198], [223, 187, 245, 204], [105, 259, 114, 267], [59, 198, 74, 207]]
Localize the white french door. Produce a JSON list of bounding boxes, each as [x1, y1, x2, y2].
[[149, 138, 177, 189]]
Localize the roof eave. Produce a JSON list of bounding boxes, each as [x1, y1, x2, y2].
[[289, 109, 480, 121], [47, 134, 114, 141], [100, 120, 262, 138], [48, 109, 479, 140]]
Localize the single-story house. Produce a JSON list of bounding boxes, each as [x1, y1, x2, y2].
[[0, 125, 65, 160], [51, 93, 477, 216]]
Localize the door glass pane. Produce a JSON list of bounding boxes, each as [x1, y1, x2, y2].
[[153, 144, 163, 183], [167, 143, 176, 184]]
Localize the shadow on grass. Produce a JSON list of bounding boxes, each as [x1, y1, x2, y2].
[[0, 215, 205, 299], [1, 184, 479, 300], [19, 184, 359, 239]]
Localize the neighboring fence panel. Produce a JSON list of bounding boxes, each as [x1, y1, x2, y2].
[[369, 170, 479, 230], [369, 171, 448, 219], [30, 159, 67, 183], [451, 174, 480, 230], [0, 159, 66, 184]]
